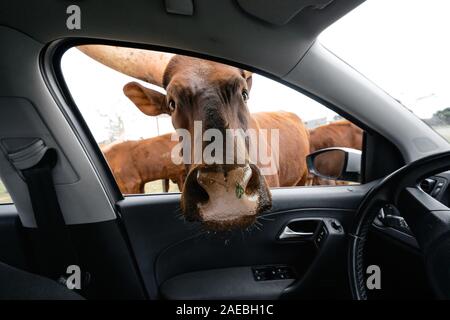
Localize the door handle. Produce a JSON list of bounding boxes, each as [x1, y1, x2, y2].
[[279, 225, 315, 240]]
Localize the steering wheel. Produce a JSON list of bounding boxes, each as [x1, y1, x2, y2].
[[349, 150, 450, 299]]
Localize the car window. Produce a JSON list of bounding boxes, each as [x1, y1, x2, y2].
[[60, 46, 364, 195], [320, 0, 450, 142], [0, 178, 12, 204]]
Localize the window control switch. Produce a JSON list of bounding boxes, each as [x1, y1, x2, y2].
[[252, 265, 296, 281]]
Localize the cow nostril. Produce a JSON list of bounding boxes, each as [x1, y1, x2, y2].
[[238, 165, 253, 193], [190, 171, 209, 202]]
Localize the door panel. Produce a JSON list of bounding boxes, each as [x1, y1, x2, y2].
[[118, 184, 373, 299]]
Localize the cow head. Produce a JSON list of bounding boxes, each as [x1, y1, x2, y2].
[[78, 45, 272, 230]]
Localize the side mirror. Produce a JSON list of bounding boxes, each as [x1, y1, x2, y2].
[[306, 147, 362, 183]]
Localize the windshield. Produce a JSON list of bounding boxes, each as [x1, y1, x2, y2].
[[320, 0, 450, 142]]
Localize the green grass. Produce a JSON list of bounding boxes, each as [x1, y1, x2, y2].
[[0, 180, 12, 204], [144, 180, 180, 194]]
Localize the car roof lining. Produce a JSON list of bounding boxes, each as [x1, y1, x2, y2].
[[236, 0, 336, 26], [0, 0, 365, 77]]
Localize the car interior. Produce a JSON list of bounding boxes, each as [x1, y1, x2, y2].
[[0, 0, 450, 300]]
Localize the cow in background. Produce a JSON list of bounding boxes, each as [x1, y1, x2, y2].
[[101, 133, 185, 194], [307, 120, 363, 185], [252, 111, 310, 187]]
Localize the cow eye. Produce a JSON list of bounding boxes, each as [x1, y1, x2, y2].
[[242, 90, 249, 102], [168, 99, 176, 112]]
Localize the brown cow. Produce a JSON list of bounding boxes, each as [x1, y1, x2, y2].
[[102, 112, 309, 195], [79, 45, 309, 230], [252, 112, 309, 187], [101, 133, 185, 194], [307, 120, 363, 185]]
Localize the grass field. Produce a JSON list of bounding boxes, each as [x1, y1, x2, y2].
[[0, 180, 12, 204], [144, 179, 180, 194]]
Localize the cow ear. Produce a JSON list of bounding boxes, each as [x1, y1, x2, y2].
[[123, 82, 168, 116], [243, 71, 253, 91]]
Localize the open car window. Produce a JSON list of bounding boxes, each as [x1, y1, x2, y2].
[[60, 45, 364, 195]]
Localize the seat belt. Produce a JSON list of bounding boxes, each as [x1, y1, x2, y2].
[[7, 139, 84, 286]]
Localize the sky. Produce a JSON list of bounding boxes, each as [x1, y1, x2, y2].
[[61, 0, 450, 142], [320, 0, 450, 119]]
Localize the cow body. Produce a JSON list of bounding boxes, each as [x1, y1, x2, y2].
[[101, 133, 185, 194], [252, 112, 309, 187]]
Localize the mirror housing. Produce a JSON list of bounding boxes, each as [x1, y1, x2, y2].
[[306, 147, 362, 183]]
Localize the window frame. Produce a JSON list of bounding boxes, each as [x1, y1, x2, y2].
[[44, 38, 388, 198]]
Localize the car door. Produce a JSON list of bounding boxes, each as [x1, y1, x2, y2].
[[117, 183, 373, 299], [57, 42, 417, 300]]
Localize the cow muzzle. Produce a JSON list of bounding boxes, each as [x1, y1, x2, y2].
[[181, 163, 272, 230]]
